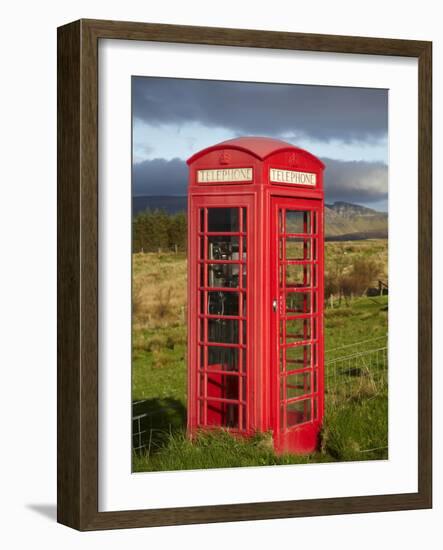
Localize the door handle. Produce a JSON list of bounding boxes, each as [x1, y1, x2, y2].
[[272, 298, 278, 312]]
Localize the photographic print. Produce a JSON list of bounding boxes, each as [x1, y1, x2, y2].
[[131, 77, 389, 472]]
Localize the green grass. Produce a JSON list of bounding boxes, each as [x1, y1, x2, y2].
[[133, 385, 388, 472], [133, 430, 334, 472], [132, 242, 388, 472], [325, 296, 388, 359], [132, 324, 186, 402]]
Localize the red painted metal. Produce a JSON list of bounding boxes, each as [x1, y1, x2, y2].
[[187, 137, 325, 454]]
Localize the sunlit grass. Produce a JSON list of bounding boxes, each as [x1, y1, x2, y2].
[[132, 241, 388, 472]]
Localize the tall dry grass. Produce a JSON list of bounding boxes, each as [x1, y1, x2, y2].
[[132, 252, 187, 330]]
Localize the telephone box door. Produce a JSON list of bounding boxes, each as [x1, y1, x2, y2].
[[188, 195, 253, 434], [270, 197, 324, 453]]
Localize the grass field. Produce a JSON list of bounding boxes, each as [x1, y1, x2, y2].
[[132, 240, 388, 472]]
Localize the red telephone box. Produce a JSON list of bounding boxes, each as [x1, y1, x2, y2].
[[187, 137, 325, 454]]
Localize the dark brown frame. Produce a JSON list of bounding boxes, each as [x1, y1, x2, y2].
[[57, 19, 432, 531]]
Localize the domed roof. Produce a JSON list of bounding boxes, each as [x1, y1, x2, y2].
[[187, 136, 324, 168]]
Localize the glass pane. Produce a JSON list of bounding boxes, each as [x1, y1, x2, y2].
[[283, 318, 311, 342], [208, 236, 240, 261], [208, 264, 240, 288], [285, 263, 311, 287], [207, 346, 239, 372], [286, 238, 311, 260], [208, 319, 239, 343], [207, 208, 239, 232], [312, 239, 318, 261], [287, 399, 312, 426], [199, 399, 205, 424], [313, 369, 318, 392], [207, 374, 239, 401], [199, 208, 205, 232], [241, 207, 247, 232], [285, 372, 312, 399], [206, 291, 239, 316], [286, 292, 311, 314], [312, 344, 318, 367], [312, 264, 317, 287], [199, 347, 205, 377], [286, 344, 311, 369], [285, 210, 311, 234], [199, 237, 205, 260], [206, 401, 239, 428], [200, 318, 205, 342], [312, 292, 317, 313], [240, 405, 246, 430], [242, 236, 247, 254]]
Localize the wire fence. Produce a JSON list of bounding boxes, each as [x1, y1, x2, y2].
[[324, 335, 388, 404], [133, 409, 149, 453]]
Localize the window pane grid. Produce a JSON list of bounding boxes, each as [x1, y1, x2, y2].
[[278, 208, 318, 431], [197, 206, 248, 431]]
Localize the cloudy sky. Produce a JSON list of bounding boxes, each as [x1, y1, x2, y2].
[[132, 77, 388, 211]]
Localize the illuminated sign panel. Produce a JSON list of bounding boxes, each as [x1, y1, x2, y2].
[[270, 168, 317, 186], [197, 168, 253, 183]]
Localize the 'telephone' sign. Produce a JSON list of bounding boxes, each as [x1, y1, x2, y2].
[[197, 168, 253, 183], [270, 168, 317, 186]]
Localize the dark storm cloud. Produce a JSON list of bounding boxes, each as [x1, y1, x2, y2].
[[133, 157, 388, 205], [323, 158, 388, 204], [133, 157, 188, 196], [133, 77, 387, 142]]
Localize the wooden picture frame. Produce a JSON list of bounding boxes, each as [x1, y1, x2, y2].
[[57, 19, 432, 530]]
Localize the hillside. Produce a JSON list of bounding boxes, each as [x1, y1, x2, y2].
[[133, 196, 387, 240], [325, 202, 387, 238]]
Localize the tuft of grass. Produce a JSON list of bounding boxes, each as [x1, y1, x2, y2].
[[321, 391, 388, 461]]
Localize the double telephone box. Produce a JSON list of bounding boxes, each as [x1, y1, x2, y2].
[[187, 137, 325, 454]]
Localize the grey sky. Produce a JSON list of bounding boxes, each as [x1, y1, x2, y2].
[[132, 77, 388, 210]]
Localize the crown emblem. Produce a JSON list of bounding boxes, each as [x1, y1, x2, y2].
[[219, 151, 231, 165], [288, 152, 297, 165]]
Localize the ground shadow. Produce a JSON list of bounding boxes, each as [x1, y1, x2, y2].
[[132, 397, 186, 454], [26, 504, 57, 522]]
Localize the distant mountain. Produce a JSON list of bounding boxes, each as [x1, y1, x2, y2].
[[325, 201, 387, 239], [133, 196, 387, 240]]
